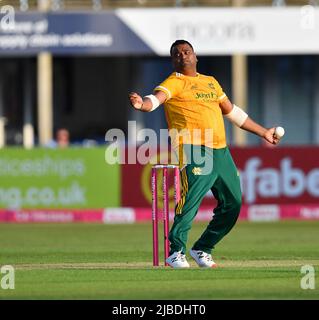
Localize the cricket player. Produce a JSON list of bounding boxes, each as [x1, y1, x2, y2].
[[129, 40, 282, 268]]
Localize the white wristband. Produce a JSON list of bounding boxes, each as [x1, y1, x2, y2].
[[144, 94, 160, 112], [224, 104, 248, 127]]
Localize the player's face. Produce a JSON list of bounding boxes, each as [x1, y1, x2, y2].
[[171, 44, 197, 71]]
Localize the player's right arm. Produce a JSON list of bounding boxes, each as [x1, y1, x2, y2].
[[129, 74, 182, 112], [129, 91, 167, 112]]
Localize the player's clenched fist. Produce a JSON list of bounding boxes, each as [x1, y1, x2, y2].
[[129, 92, 143, 110]]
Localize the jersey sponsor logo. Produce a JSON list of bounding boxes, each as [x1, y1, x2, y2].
[[195, 92, 218, 100]]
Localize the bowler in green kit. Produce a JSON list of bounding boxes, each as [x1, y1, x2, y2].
[[129, 40, 283, 268]]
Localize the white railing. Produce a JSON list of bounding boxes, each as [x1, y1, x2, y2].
[[1, 0, 318, 11]]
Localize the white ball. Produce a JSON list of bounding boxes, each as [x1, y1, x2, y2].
[[275, 126, 285, 138]]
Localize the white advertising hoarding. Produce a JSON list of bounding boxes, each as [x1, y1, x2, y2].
[[116, 7, 319, 55]]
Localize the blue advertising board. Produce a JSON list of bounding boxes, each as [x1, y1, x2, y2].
[[0, 11, 154, 55]]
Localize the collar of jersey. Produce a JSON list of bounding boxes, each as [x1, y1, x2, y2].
[[175, 72, 200, 78]]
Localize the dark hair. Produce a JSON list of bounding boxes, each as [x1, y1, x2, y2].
[[170, 40, 194, 56]]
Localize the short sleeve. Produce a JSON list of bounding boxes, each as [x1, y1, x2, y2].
[[213, 78, 228, 103], [154, 76, 183, 101]]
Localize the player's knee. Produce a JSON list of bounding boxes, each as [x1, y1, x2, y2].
[[231, 196, 242, 216]]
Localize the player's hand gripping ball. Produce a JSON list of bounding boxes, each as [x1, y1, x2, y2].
[[274, 126, 285, 139]]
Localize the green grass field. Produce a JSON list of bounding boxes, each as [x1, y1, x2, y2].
[[0, 221, 318, 300]]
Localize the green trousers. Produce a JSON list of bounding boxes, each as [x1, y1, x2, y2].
[[169, 145, 242, 255]]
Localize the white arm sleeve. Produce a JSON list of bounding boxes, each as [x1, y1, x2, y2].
[[224, 104, 248, 127], [143, 94, 160, 112]]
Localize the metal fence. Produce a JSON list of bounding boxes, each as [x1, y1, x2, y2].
[[1, 0, 318, 11]]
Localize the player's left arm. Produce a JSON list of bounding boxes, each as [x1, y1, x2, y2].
[[219, 97, 280, 145]]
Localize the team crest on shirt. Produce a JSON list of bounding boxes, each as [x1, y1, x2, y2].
[[192, 167, 202, 175], [208, 83, 215, 89]]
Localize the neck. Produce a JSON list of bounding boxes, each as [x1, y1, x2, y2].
[[176, 68, 197, 77]]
